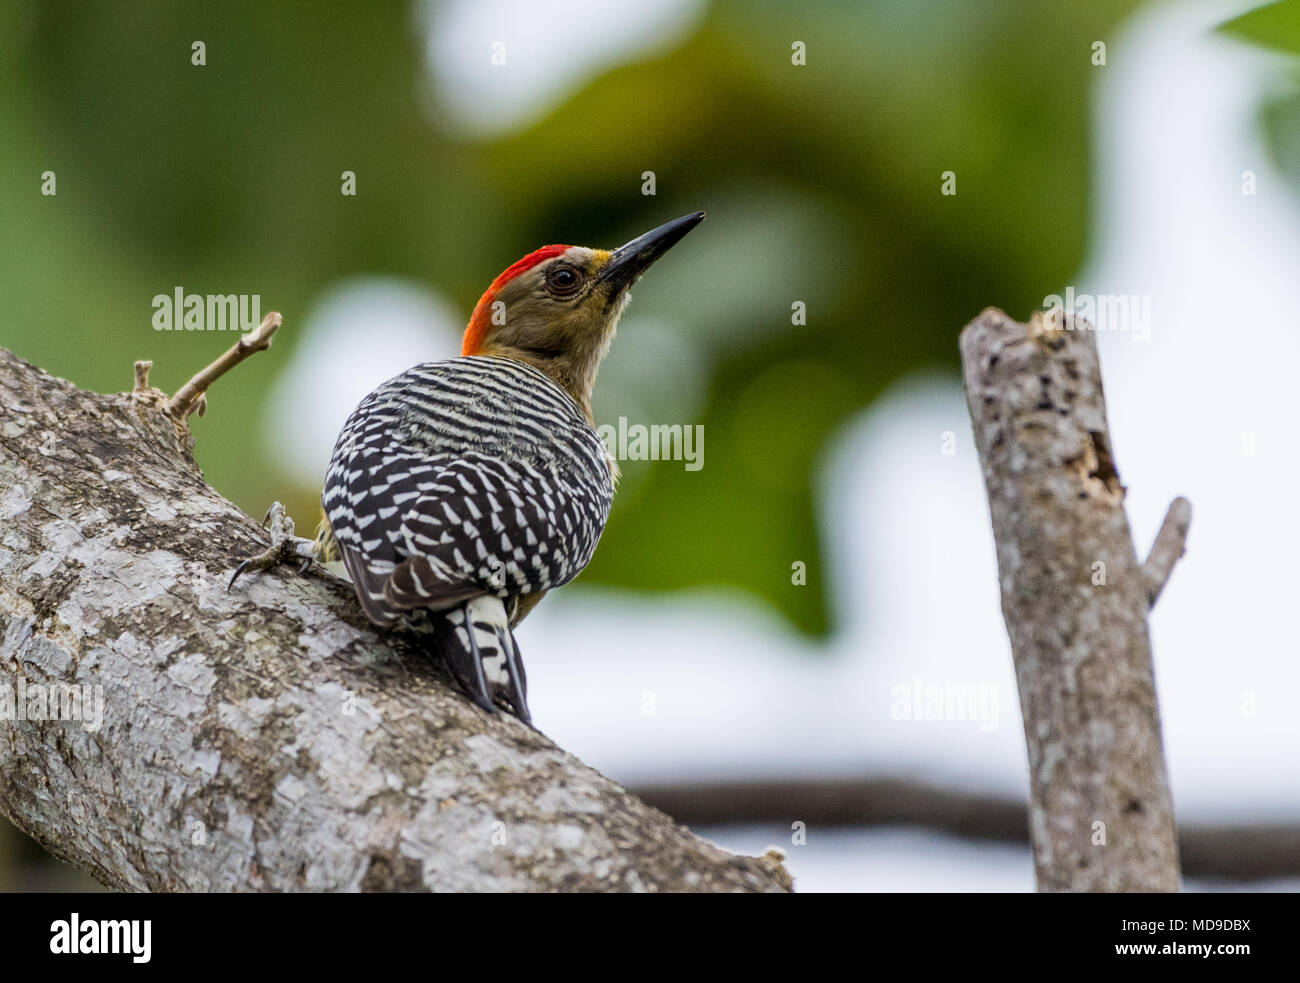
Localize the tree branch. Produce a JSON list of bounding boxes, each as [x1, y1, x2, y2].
[[959, 307, 1182, 892], [0, 347, 791, 893], [633, 776, 1297, 883], [1143, 496, 1192, 608], [164, 311, 281, 420]]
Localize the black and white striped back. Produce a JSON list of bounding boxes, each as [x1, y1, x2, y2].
[[322, 355, 614, 626]]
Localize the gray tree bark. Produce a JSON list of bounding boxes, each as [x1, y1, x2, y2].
[[959, 307, 1183, 892], [0, 347, 791, 893]]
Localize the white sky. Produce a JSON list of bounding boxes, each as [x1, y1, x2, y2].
[[419, 0, 707, 137], [267, 0, 1300, 891]]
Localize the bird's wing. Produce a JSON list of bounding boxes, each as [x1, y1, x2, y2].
[[383, 451, 605, 610]]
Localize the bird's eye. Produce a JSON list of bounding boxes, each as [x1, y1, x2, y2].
[[546, 265, 582, 296]]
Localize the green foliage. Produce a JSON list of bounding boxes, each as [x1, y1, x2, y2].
[[0, 0, 1142, 636], [1219, 0, 1300, 55], [1218, 2, 1300, 215]]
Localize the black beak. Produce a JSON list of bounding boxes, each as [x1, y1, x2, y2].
[[599, 211, 705, 291]]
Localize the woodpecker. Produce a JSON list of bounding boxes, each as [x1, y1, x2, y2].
[[231, 212, 705, 726]]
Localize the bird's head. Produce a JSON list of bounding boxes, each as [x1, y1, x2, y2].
[[462, 212, 704, 418]]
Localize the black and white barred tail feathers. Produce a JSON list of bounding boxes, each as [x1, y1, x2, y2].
[[435, 596, 528, 719], [323, 355, 614, 627]]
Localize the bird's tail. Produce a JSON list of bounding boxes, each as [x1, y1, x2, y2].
[[433, 595, 531, 726]]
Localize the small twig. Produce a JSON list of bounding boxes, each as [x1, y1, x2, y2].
[[165, 311, 282, 421], [1144, 496, 1192, 608], [133, 360, 153, 393]]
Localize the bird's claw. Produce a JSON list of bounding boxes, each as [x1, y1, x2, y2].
[[228, 501, 318, 590]]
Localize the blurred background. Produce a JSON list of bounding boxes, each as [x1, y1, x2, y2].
[[2, 0, 1299, 891]]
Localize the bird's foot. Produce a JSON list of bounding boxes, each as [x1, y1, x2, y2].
[[228, 502, 318, 590]]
